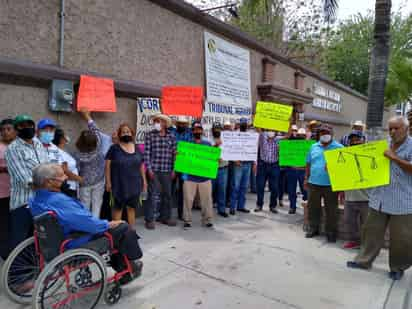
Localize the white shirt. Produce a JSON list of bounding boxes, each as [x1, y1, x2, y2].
[[42, 142, 63, 164], [58, 148, 79, 190]]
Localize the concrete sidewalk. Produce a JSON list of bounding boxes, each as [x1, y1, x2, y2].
[[0, 194, 408, 309]]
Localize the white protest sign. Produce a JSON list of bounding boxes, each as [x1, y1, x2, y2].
[[136, 97, 160, 144], [221, 131, 259, 161]]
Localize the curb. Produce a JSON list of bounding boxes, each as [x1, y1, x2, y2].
[[383, 271, 411, 309]]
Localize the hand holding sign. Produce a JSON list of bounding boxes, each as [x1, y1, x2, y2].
[[253, 102, 293, 132], [161, 86, 204, 118]]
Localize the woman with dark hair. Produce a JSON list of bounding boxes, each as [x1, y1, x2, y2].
[[74, 110, 112, 218], [52, 128, 83, 198], [105, 123, 147, 226]]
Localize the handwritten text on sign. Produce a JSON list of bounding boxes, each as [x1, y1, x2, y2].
[[135, 97, 161, 144], [279, 140, 315, 167], [161, 86, 204, 118], [77, 75, 117, 112], [174, 142, 221, 179], [253, 102, 293, 132], [221, 132, 259, 161], [324, 140, 390, 191]]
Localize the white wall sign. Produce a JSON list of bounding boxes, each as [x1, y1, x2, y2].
[[135, 97, 160, 143], [204, 31, 252, 119], [221, 131, 259, 161], [312, 83, 342, 113]]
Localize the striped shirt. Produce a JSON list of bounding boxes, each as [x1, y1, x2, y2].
[[5, 137, 49, 210], [369, 136, 412, 215]]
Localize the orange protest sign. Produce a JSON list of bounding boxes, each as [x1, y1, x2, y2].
[[77, 75, 117, 112], [161, 86, 203, 117]]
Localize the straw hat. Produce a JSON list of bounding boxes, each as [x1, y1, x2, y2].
[[297, 128, 306, 135], [176, 116, 189, 123], [152, 113, 172, 127], [352, 120, 366, 128]]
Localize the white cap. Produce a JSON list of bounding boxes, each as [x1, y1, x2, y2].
[[291, 124, 298, 131], [176, 116, 189, 123], [352, 120, 365, 127], [224, 120, 231, 126], [297, 128, 306, 135]]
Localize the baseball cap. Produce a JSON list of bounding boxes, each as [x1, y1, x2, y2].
[[239, 118, 248, 124], [37, 118, 57, 130], [14, 114, 35, 127]]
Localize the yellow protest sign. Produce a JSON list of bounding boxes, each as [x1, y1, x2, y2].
[[253, 101, 293, 132], [324, 140, 390, 191]]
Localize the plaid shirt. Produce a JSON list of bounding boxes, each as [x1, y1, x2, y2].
[[369, 137, 412, 215], [144, 130, 177, 173], [5, 137, 49, 210], [259, 133, 280, 163]]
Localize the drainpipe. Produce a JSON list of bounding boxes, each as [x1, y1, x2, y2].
[[59, 0, 65, 67]]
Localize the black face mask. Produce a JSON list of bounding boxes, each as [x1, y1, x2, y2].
[[17, 127, 35, 140], [60, 180, 72, 196], [119, 135, 133, 143], [212, 131, 221, 138], [239, 124, 247, 132], [176, 126, 186, 134], [193, 133, 202, 139]]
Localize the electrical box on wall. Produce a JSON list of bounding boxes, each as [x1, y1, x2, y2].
[[48, 79, 74, 112]]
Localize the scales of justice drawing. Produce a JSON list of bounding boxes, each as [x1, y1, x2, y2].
[[337, 150, 378, 182]]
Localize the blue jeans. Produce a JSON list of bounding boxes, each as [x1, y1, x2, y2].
[[256, 161, 280, 208], [145, 172, 173, 222], [250, 168, 257, 193], [230, 163, 251, 210], [286, 168, 307, 210], [213, 167, 228, 213]]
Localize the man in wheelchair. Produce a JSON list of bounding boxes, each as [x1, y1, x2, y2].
[[29, 163, 143, 285]]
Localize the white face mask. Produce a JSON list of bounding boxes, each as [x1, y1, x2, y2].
[[319, 134, 332, 144], [154, 123, 161, 131], [267, 131, 275, 138]]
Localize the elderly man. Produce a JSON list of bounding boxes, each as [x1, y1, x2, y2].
[[144, 114, 177, 229], [347, 117, 412, 280], [5, 115, 49, 251], [30, 163, 143, 284], [305, 124, 343, 242]]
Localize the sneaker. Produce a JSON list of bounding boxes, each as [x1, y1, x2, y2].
[[254, 207, 262, 212], [205, 223, 213, 228], [389, 270, 404, 280], [218, 212, 229, 218], [343, 241, 360, 250], [145, 221, 155, 230], [229, 209, 236, 215], [183, 223, 191, 228], [237, 208, 250, 213], [160, 219, 177, 227]]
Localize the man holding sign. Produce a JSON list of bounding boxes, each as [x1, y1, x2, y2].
[[348, 117, 412, 281], [181, 121, 214, 228]]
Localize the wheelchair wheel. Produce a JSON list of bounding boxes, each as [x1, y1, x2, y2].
[[1, 236, 40, 304], [104, 282, 122, 305], [32, 249, 107, 309]]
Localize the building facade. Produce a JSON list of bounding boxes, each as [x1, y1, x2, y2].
[[0, 0, 393, 141]]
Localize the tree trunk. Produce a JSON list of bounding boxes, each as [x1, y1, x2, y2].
[[366, 0, 392, 139]]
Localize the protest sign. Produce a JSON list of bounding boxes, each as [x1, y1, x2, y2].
[[77, 75, 116, 112], [161, 86, 204, 118], [221, 131, 259, 161], [174, 142, 221, 179], [279, 140, 315, 167], [324, 140, 390, 191], [253, 102, 293, 132], [135, 97, 161, 144]]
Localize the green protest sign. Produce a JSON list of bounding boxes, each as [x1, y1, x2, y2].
[[279, 140, 315, 167], [174, 141, 221, 179]]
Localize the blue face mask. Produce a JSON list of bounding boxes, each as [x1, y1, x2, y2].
[[39, 131, 55, 145]]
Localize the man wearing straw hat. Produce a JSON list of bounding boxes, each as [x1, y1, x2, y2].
[[144, 113, 177, 229], [341, 120, 367, 146]]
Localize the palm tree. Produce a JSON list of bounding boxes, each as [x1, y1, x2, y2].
[[366, 0, 392, 137]]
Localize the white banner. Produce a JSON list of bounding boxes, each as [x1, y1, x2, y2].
[[135, 97, 161, 144], [204, 31, 252, 109], [221, 131, 259, 161]]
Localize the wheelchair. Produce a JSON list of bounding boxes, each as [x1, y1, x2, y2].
[[1, 211, 138, 309]]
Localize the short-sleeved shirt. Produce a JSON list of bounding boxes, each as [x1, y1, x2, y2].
[[58, 148, 79, 191], [306, 140, 343, 186], [106, 144, 143, 203], [368, 137, 412, 215], [43, 143, 63, 164]]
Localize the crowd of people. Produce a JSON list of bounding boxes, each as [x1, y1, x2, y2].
[[0, 109, 411, 281]]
